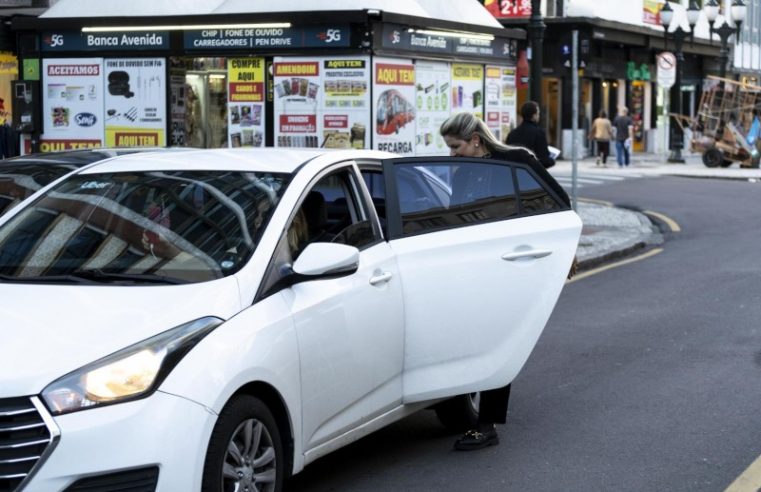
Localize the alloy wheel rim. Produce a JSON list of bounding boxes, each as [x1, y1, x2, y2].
[[222, 418, 277, 492]]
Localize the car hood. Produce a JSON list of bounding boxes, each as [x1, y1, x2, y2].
[[0, 277, 241, 397]]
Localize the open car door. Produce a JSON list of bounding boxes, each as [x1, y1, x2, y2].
[[380, 157, 582, 403]]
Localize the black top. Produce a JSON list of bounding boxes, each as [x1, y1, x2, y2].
[[612, 115, 634, 142], [505, 121, 555, 169], [487, 147, 570, 208]]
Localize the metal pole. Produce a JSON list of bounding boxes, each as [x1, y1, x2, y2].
[[571, 30, 579, 211], [529, 0, 545, 108]]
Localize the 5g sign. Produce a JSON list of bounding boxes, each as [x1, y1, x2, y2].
[[324, 29, 341, 43], [49, 34, 64, 48]]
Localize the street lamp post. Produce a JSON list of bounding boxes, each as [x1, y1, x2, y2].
[[528, 0, 545, 108], [660, 1, 700, 163], [703, 0, 747, 81]]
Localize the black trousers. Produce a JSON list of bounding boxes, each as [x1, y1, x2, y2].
[[477, 383, 511, 425]]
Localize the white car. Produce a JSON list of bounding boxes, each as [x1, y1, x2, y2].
[[0, 148, 581, 492]]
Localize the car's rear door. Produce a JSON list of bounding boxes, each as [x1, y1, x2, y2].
[[380, 157, 582, 403]]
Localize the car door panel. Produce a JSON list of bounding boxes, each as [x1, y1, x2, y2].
[[380, 157, 581, 404]]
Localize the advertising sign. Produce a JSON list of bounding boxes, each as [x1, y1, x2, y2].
[[451, 63, 484, 121], [228, 58, 266, 147], [414, 61, 450, 156], [485, 65, 517, 142], [104, 58, 166, 147], [483, 0, 532, 19], [373, 57, 416, 155], [42, 31, 169, 52], [643, 0, 665, 25], [321, 57, 370, 149], [42, 58, 104, 151], [273, 58, 321, 147], [185, 26, 349, 50]]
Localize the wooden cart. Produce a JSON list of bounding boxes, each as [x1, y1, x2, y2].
[[686, 75, 761, 168]]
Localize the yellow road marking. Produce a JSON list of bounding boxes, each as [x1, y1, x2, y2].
[[643, 210, 682, 232], [578, 197, 614, 207], [725, 455, 761, 492], [567, 248, 663, 284]]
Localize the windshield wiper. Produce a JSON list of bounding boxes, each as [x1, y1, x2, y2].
[[0, 270, 186, 285]]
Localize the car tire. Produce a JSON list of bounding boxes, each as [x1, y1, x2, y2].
[[202, 395, 284, 492], [434, 392, 480, 432], [702, 148, 724, 168], [720, 159, 733, 168]]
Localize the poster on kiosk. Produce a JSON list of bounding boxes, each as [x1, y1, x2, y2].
[[485, 65, 517, 143], [414, 61, 451, 156], [227, 58, 266, 147], [42, 58, 104, 151], [372, 57, 416, 156], [104, 58, 167, 147], [451, 63, 484, 121], [320, 57, 370, 150], [273, 57, 322, 148]]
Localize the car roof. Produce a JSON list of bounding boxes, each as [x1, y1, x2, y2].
[[80, 148, 397, 175], [0, 147, 182, 168]]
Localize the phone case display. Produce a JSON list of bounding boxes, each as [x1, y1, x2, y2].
[[630, 80, 645, 152], [169, 74, 188, 146], [273, 58, 321, 148], [42, 58, 104, 151], [104, 58, 166, 148], [415, 61, 451, 156], [228, 58, 265, 148], [321, 57, 370, 149], [485, 65, 517, 142], [373, 57, 416, 155], [451, 64, 484, 121]]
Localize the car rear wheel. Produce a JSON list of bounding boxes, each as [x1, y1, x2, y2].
[[202, 395, 284, 492], [434, 392, 480, 432]]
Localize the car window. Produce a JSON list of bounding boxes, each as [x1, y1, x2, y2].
[[388, 161, 517, 236], [0, 171, 289, 284], [516, 168, 563, 214]]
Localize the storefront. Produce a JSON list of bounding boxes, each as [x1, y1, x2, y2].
[[12, 2, 524, 156]]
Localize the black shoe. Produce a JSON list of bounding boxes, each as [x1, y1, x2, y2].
[[453, 426, 499, 451]]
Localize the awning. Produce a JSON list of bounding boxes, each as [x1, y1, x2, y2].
[[41, 0, 226, 17]]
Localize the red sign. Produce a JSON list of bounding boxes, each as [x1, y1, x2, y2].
[[229, 82, 264, 102], [324, 115, 349, 129], [487, 112, 500, 123], [274, 62, 319, 77], [46, 64, 100, 76], [279, 115, 316, 133], [484, 0, 532, 19]]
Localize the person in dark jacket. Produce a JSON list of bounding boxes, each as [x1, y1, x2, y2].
[[439, 112, 571, 451], [506, 101, 555, 169]]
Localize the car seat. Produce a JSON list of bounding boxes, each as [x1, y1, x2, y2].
[[302, 191, 333, 242]]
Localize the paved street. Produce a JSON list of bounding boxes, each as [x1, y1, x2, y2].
[[288, 174, 761, 492]]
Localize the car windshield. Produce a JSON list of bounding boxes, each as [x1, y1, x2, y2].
[[0, 170, 290, 284]]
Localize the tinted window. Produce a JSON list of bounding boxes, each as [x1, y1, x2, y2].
[[393, 162, 517, 235], [516, 169, 562, 213], [0, 171, 290, 284]]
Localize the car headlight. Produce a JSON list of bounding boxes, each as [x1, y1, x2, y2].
[[41, 316, 223, 415]]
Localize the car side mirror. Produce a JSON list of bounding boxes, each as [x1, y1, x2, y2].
[[292, 243, 359, 279]]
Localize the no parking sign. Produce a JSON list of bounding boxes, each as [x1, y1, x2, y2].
[[657, 52, 676, 88]]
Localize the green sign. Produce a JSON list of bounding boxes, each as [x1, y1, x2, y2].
[[627, 62, 651, 81], [23, 58, 39, 80]]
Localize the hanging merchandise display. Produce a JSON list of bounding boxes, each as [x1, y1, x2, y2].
[[451, 63, 484, 121], [373, 57, 416, 155], [169, 74, 187, 146], [273, 57, 321, 148], [485, 65, 517, 142], [41, 58, 104, 151], [104, 58, 167, 147], [414, 61, 450, 156], [321, 57, 370, 149], [227, 58, 265, 147]]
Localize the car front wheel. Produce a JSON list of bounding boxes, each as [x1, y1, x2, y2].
[[202, 395, 284, 492], [434, 392, 480, 432]]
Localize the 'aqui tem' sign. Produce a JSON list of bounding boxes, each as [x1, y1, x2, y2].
[[656, 52, 676, 88]]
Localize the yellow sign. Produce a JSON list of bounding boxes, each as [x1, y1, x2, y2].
[[228, 58, 265, 103], [0, 53, 18, 75], [106, 128, 165, 147], [452, 64, 484, 81]]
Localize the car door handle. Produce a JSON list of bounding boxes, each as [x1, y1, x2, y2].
[[369, 272, 393, 286], [501, 249, 553, 261]]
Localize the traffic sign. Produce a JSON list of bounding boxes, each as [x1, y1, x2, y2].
[[657, 51, 676, 88]]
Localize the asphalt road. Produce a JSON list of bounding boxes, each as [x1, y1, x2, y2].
[[289, 175, 761, 492]]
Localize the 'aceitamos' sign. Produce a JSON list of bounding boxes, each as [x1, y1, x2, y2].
[[41, 31, 169, 52]]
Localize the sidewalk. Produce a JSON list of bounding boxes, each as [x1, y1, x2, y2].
[[565, 150, 760, 270]]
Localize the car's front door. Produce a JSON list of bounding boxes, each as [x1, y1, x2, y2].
[[380, 157, 582, 403], [260, 163, 404, 452]]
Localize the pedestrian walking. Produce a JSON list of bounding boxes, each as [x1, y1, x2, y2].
[[613, 106, 634, 167], [506, 101, 556, 169], [589, 110, 614, 166], [439, 112, 571, 451]]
